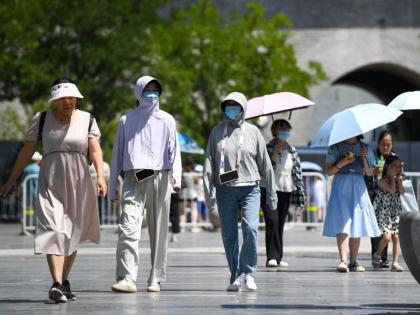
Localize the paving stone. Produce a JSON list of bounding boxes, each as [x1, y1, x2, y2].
[[0, 224, 419, 314]]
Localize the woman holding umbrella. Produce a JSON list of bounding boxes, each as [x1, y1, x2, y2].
[[323, 135, 381, 272]]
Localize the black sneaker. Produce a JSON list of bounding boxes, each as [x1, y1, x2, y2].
[[63, 280, 77, 301], [49, 282, 67, 303], [348, 261, 365, 272]]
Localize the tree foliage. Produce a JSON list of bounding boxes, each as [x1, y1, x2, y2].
[[147, 1, 325, 144], [0, 0, 165, 159], [0, 0, 325, 160], [0, 106, 26, 140]]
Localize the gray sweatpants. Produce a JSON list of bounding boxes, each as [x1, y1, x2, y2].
[[116, 171, 171, 285]]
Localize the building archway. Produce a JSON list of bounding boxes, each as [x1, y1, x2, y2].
[[332, 63, 420, 141]]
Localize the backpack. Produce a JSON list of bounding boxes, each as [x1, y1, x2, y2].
[[37, 111, 94, 164]]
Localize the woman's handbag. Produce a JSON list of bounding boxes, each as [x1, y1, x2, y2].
[[401, 179, 419, 213]]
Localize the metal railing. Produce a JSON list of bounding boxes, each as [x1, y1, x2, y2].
[[404, 172, 420, 203], [9, 171, 420, 234], [20, 175, 123, 235], [285, 171, 328, 227]]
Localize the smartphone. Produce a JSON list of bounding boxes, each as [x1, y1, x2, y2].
[[219, 169, 239, 184], [134, 169, 155, 182]]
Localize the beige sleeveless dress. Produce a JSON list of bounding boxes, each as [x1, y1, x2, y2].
[[25, 109, 101, 255]]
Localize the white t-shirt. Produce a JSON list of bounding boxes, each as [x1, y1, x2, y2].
[[182, 172, 198, 200], [275, 150, 295, 192]]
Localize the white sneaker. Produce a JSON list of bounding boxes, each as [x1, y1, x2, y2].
[[391, 262, 404, 272], [244, 274, 257, 291], [147, 282, 161, 292], [337, 261, 349, 273], [278, 260, 289, 267], [111, 278, 137, 293], [170, 233, 178, 242], [266, 259, 278, 267], [226, 274, 244, 291]]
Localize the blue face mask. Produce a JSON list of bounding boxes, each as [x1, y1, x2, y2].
[[277, 131, 290, 141], [224, 106, 242, 121], [142, 90, 160, 100]]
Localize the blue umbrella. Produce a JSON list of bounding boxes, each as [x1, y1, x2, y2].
[[177, 132, 205, 155], [388, 91, 420, 110], [310, 103, 402, 147]]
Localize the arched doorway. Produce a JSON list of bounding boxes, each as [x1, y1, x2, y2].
[[332, 63, 420, 141]]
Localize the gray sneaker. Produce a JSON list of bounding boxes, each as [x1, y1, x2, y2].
[[226, 274, 245, 291], [372, 253, 382, 269]]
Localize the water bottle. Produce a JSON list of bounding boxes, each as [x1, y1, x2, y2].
[[376, 155, 385, 177]]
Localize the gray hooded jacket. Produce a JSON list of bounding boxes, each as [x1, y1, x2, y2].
[[203, 92, 278, 210]]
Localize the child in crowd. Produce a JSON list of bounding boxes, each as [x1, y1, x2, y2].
[[372, 155, 405, 272]]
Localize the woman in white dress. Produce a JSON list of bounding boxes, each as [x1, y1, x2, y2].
[[0, 78, 107, 303]]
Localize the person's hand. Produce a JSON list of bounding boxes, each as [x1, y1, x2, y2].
[[337, 156, 356, 168], [272, 144, 281, 156], [275, 142, 287, 152], [111, 190, 120, 204], [386, 166, 397, 178], [361, 146, 368, 158], [96, 176, 108, 197], [0, 180, 16, 198]]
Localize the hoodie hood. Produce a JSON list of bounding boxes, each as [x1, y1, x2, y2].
[[134, 75, 163, 103], [221, 92, 247, 126]]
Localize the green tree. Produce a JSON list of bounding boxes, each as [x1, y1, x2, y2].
[[0, 0, 165, 159], [0, 0, 325, 160], [147, 1, 325, 145], [0, 106, 27, 140]]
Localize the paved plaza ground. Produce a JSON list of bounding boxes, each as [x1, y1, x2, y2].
[[0, 223, 419, 314]]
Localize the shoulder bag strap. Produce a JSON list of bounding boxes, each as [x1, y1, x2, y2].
[[38, 111, 47, 141]]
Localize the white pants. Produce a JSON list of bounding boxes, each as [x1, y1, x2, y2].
[[116, 171, 171, 285]]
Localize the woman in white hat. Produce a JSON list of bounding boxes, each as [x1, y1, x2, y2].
[[0, 78, 107, 303]]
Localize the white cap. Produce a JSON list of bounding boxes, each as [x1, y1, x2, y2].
[[32, 151, 42, 161], [48, 82, 84, 102]]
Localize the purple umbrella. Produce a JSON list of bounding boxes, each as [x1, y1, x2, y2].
[[245, 92, 315, 120]]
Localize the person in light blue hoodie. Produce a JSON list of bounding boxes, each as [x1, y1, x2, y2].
[[204, 92, 277, 292]]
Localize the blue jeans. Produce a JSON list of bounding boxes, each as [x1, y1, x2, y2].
[[216, 184, 260, 284]]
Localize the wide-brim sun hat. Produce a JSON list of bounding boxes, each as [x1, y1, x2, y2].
[[48, 82, 84, 102]]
